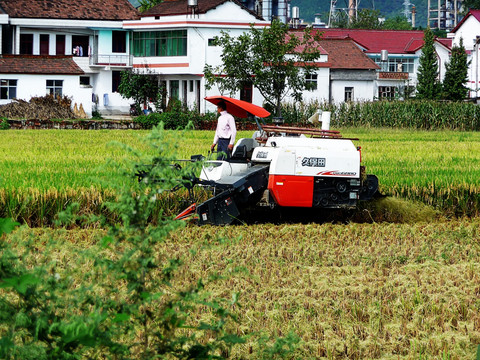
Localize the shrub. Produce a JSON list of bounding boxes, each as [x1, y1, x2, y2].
[[135, 110, 218, 130], [91, 109, 103, 120], [0, 117, 10, 130]]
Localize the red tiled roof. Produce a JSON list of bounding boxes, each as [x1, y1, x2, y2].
[[317, 28, 427, 54], [451, 9, 480, 33], [290, 30, 378, 70], [318, 38, 379, 70], [289, 34, 328, 55], [142, 0, 263, 20], [0, 0, 139, 21], [0, 55, 84, 75], [404, 38, 424, 52], [437, 38, 452, 49]]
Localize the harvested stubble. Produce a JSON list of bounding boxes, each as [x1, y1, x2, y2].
[[6, 219, 480, 359], [167, 220, 480, 359]]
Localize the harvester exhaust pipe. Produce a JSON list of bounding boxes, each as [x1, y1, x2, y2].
[[321, 111, 331, 131]]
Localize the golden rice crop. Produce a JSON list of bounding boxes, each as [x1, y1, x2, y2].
[[6, 219, 480, 358]]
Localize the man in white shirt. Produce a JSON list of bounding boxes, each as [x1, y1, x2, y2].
[[211, 100, 236, 160]]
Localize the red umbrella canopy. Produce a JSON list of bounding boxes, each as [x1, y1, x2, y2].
[[205, 95, 271, 118]]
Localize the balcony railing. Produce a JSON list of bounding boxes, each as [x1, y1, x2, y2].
[[377, 72, 409, 80], [88, 54, 133, 67]]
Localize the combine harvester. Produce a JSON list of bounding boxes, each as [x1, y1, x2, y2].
[[173, 96, 379, 225]]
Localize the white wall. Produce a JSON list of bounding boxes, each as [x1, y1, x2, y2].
[[331, 80, 375, 103], [0, 73, 92, 114], [451, 16, 480, 97], [451, 16, 479, 50], [434, 43, 451, 82]]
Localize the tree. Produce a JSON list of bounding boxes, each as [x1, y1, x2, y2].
[[382, 15, 413, 30], [204, 20, 322, 117], [118, 69, 165, 114], [138, 0, 162, 12], [442, 38, 470, 100], [461, 0, 480, 14], [416, 27, 441, 99], [349, 9, 383, 29], [331, 9, 384, 29]]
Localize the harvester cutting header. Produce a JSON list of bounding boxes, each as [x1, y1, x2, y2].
[[173, 96, 379, 225]]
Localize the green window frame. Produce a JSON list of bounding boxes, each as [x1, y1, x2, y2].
[[132, 30, 187, 57]]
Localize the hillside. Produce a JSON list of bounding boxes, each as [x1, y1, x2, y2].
[[290, 0, 429, 28]]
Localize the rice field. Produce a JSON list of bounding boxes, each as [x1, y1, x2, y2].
[[0, 128, 480, 225], [4, 219, 480, 359], [1, 127, 480, 358]]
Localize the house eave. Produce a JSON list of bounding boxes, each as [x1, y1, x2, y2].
[[9, 18, 125, 29], [123, 19, 269, 29]]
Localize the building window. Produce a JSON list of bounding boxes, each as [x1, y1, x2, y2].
[[189, 80, 194, 92], [112, 31, 127, 53], [72, 35, 89, 57], [80, 76, 90, 86], [0, 79, 17, 99], [170, 80, 179, 99], [112, 71, 121, 93], [375, 57, 414, 73], [46, 80, 63, 97], [56, 35, 66, 55], [306, 73, 318, 90], [20, 34, 33, 55], [345, 87, 354, 102], [379, 86, 396, 100], [240, 82, 253, 103], [132, 30, 187, 57], [40, 34, 49, 55], [208, 38, 217, 46]]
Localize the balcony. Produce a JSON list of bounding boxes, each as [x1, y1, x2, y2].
[[72, 54, 133, 72], [377, 72, 409, 80], [89, 54, 133, 67]]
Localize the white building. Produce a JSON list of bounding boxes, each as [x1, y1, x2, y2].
[[123, 0, 271, 113], [0, 0, 401, 118], [125, 0, 379, 112], [449, 10, 480, 98], [0, 0, 139, 116], [320, 28, 452, 100]]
